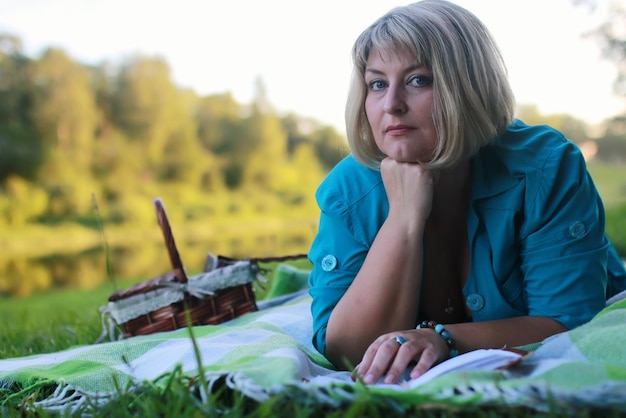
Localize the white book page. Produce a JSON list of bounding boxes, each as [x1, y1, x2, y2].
[[407, 348, 523, 388]]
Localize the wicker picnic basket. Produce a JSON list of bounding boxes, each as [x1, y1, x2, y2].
[[100, 198, 307, 339]]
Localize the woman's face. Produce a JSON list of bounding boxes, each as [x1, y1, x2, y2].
[[364, 47, 437, 163]]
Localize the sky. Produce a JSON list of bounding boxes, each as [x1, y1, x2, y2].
[[0, 0, 624, 134]]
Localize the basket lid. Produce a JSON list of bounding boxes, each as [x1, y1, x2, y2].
[[107, 271, 177, 302]]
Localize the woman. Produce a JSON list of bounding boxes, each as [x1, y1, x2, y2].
[[307, 0, 626, 385]]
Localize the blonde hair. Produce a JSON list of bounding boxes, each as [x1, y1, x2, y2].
[[345, 0, 515, 169]]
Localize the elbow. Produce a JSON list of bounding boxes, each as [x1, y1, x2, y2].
[[324, 326, 365, 371], [325, 339, 359, 371], [313, 327, 356, 370]]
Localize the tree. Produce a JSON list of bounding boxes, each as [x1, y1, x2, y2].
[[195, 92, 242, 154], [111, 56, 206, 184], [243, 106, 289, 191], [0, 175, 48, 226], [29, 48, 100, 216], [516, 104, 590, 144], [30, 48, 98, 162], [596, 115, 626, 163], [281, 114, 348, 172], [572, 0, 626, 162], [574, 0, 626, 99], [0, 34, 43, 182], [309, 126, 349, 171]]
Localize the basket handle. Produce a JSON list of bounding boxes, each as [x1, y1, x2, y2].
[[154, 198, 188, 283], [248, 254, 308, 263]]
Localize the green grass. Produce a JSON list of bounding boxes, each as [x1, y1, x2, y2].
[[587, 162, 626, 209], [8, 377, 619, 418], [606, 204, 626, 256], [586, 162, 626, 257], [0, 279, 128, 359]]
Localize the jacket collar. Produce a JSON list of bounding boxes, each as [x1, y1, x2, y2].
[[471, 143, 522, 201]]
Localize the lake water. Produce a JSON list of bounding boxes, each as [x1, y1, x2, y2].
[[0, 226, 315, 297]]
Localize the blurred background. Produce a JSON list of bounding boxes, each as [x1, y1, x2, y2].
[[0, 0, 625, 297]]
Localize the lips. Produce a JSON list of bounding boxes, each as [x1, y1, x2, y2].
[[385, 125, 413, 135]]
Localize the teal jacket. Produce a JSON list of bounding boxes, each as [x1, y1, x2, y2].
[[308, 119, 626, 355]]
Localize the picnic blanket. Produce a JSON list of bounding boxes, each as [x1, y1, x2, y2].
[[1, 288, 626, 414]]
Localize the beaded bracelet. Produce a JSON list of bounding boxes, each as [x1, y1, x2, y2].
[[416, 320, 459, 357]]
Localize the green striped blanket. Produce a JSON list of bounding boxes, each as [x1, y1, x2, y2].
[[1, 289, 625, 414]]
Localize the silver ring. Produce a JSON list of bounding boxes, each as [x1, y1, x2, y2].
[[394, 335, 406, 346]]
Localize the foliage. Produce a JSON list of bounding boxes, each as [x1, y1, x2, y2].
[[516, 105, 592, 145], [0, 34, 349, 227], [596, 116, 626, 163], [0, 36, 43, 181], [0, 176, 48, 226]]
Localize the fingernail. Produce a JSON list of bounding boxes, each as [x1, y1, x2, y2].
[[410, 370, 423, 380], [383, 373, 396, 384], [363, 373, 375, 384]]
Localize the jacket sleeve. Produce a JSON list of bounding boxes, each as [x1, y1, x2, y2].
[[307, 203, 368, 355], [307, 159, 388, 355], [520, 135, 609, 329]]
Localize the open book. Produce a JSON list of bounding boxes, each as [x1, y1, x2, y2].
[[309, 348, 527, 388], [400, 348, 526, 388]]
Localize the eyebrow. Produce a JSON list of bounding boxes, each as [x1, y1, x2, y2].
[[365, 63, 427, 77]]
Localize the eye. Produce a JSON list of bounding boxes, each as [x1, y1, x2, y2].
[[408, 74, 433, 87], [368, 79, 387, 91]]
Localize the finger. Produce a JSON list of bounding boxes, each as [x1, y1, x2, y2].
[[379, 156, 395, 174], [353, 340, 380, 382], [384, 340, 424, 384], [358, 337, 400, 384], [382, 341, 415, 384], [409, 345, 439, 379], [355, 332, 394, 375], [354, 342, 379, 380]]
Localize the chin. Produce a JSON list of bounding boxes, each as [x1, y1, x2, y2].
[[384, 148, 425, 163], [389, 153, 424, 163]]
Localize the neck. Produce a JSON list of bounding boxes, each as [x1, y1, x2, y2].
[[433, 159, 472, 208]]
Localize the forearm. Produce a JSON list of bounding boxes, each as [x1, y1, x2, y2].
[[325, 218, 425, 368], [446, 316, 567, 353]]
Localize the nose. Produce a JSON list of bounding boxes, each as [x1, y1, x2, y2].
[[382, 87, 407, 114]]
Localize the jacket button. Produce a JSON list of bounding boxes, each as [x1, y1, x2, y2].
[[466, 293, 485, 311], [321, 255, 338, 271], [569, 221, 586, 238]]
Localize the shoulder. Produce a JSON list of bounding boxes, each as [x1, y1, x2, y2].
[[488, 119, 582, 169], [315, 155, 385, 215], [476, 119, 586, 186]]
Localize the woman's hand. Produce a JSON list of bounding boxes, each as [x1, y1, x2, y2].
[[352, 328, 449, 385], [380, 157, 436, 232]]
